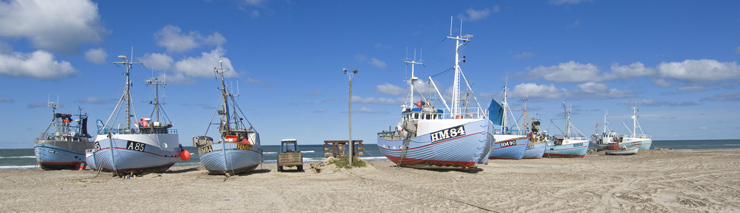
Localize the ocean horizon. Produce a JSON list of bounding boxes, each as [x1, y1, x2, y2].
[[3, 139, 739, 170]]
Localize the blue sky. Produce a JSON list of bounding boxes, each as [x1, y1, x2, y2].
[[1, 0, 739, 148]]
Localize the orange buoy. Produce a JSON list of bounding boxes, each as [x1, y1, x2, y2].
[[180, 150, 191, 161]]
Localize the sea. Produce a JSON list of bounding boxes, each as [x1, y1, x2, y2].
[[0, 144, 388, 170], [3, 139, 739, 170]]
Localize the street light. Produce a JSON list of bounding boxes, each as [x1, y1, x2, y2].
[[343, 68, 357, 166]]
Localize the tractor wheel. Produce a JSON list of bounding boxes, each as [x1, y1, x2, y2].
[[297, 165, 303, 171]]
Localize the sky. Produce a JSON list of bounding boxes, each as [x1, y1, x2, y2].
[[1, 0, 739, 148]]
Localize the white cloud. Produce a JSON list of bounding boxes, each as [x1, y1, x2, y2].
[[514, 52, 534, 59], [652, 78, 673, 87], [370, 58, 387, 69], [458, 6, 499, 21], [27, 101, 47, 109], [526, 61, 601, 83], [677, 85, 707, 92], [377, 83, 405, 95], [154, 25, 226, 53], [508, 83, 566, 99], [573, 82, 634, 99], [549, 0, 592, 5], [0, 50, 76, 80], [159, 72, 197, 85], [351, 96, 404, 105], [657, 59, 740, 82], [0, 97, 13, 103], [354, 107, 387, 114], [701, 92, 740, 102], [607, 62, 656, 80], [173, 47, 237, 78], [618, 99, 699, 107], [244, 0, 266, 7], [84, 48, 107, 65], [139, 53, 174, 70], [374, 43, 391, 49], [0, 0, 107, 54], [75, 97, 108, 104]]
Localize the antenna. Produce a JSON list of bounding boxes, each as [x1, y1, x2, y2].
[[460, 19, 463, 36], [449, 16, 453, 36], [237, 80, 240, 97]]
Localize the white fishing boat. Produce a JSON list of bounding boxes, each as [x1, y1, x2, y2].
[[620, 106, 652, 150], [544, 103, 589, 158], [34, 103, 93, 170], [605, 145, 639, 155], [522, 100, 546, 159], [192, 61, 262, 175], [87, 54, 185, 175], [377, 18, 494, 169]]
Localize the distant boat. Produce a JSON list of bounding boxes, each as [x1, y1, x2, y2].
[[377, 19, 494, 169], [87, 54, 184, 175], [620, 106, 652, 150], [192, 61, 263, 175], [605, 145, 639, 155], [34, 103, 93, 170], [544, 103, 589, 158], [488, 87, 529, 160]]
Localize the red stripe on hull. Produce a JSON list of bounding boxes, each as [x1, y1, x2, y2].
[[544, 153, 586, 158], [385, 155, 476, 168]]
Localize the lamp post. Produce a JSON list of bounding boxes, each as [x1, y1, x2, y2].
[[343, 68, 357, 166]]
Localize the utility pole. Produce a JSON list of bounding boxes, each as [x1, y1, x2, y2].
[[343, 68, 358, 166]]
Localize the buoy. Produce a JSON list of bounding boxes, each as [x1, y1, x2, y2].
[[180, 150, 191, 161]]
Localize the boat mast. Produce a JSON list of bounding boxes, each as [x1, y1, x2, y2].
[[632, 106, 638, 137], [215, 60, 231, 133], [405, 51, 423, 108], [603, 111, 608, 134], [522, 98, 529, 134], [447, 17, 472, 118], [502, 85, 509, 133], [562, 103, 571, 137], [114, 55, 142, 130], [146, 77, 166, 123]]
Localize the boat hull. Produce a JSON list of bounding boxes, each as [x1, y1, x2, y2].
[[605, 146, 639, 155], [90, 134, 181, 174], [34, 140, 93, 170], [489, 135, 528, 159], [377, 119, 493, 169], [544, 140, 589, 158], [522, 142, 546, 159], [198, 142, 263, 175]]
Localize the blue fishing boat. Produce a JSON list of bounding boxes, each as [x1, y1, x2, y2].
[[192, 61, 262, 175], [489, 87, 528, 160], [34, 103, 93, 170], [377, 19, 493, 169], [544, 103, 589, 158], [87, 54, 185, 175]]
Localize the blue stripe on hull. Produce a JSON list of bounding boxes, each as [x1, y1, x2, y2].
[[377, 119, 493, 168], [489, 139, 529, 160], [34, 144, 86, 170], [522, 142, 546, 159], [92, 139, 180, 173], [199, 143, 263, 175]]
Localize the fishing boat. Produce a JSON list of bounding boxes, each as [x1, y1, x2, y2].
[[605, 144, 639, 155], [544, 103, 589, 158], [590, 112, 616, 151], [376, 19, 494, 169], [488, 87, 528, 160], [522, 101, 546, 159], [87, 54, 185, 175], [620, 106, 652, 150], [34, 103, 93, 170], [192, 61, 262, 175]]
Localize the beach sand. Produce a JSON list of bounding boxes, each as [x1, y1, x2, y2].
[[2, 149, 739, 212]]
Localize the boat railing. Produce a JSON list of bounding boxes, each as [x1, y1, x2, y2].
[[377, 130, 405, 140], [99, 128, 178, 135]]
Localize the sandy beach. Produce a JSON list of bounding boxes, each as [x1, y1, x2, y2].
[[2, 148, 739, 212]]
